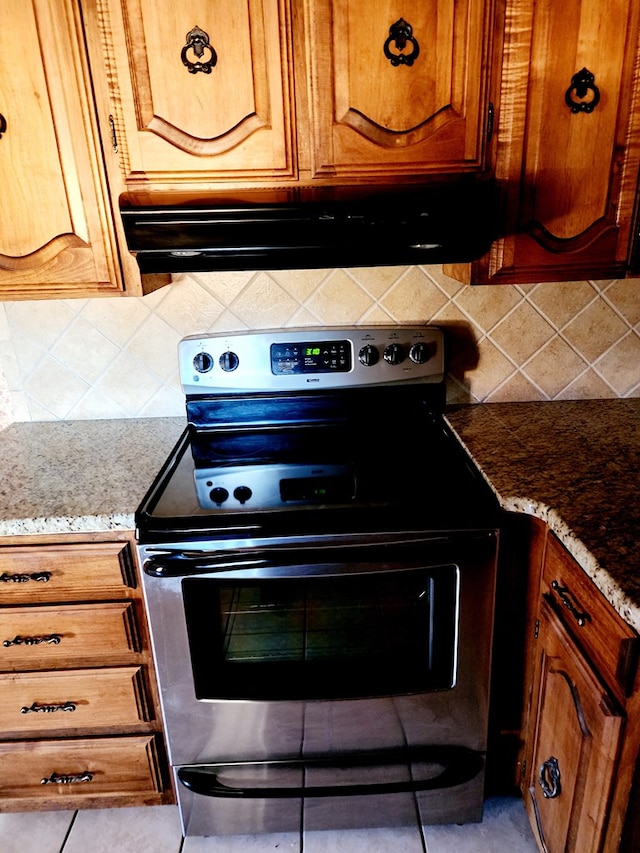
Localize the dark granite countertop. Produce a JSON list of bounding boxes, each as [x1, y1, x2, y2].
[[445, 399, 640, 633]]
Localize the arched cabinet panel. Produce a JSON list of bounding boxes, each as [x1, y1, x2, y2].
[[0, 0, 125, 297], [303, 0, 495, 179], [89, 0, 296, 185]]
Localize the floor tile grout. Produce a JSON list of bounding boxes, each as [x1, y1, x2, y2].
[[0, 795, 537, 853]]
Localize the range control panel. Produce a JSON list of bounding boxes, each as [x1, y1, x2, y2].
[[195, 464, 355, 510], [179, 326, 444, 394]]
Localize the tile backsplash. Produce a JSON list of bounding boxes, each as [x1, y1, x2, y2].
[[1, 266, 639, 424]]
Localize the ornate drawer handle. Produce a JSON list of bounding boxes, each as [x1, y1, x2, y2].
[[0, 571, 51, 584], [383, 18, 420, 67], [539, 756, 561, 798], [0, 113, 6, 138], [551, 580, 591, 626], [565, 67, 600, 113], [4, 634, 62, 647], [21, 700, 76, 714], [41, 771, 93, 785], [181, 25, 217, 74]]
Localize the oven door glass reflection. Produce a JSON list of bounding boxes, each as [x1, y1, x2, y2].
[[182, 564, 458, 701]]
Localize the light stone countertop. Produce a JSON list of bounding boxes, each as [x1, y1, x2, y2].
[[0, 417, 185, 536], [445, 399, 640, 634]]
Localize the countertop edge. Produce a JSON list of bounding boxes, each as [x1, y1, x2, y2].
[[0, 514, 136, 537]]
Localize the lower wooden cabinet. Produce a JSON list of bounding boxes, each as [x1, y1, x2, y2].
[[0, 534, 172, 811], [0, 735, 166, 810], [526, 601, 625, 851], [521, 528, 640, 852], [0, 667, 151, 738]]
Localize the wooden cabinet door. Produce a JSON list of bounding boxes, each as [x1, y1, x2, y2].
[[86, 0, 295, 186], [525, 601, 625, 853], [303, 0, 496, 180], [0, 0, 126, 297], [450, 0, 640, 283]]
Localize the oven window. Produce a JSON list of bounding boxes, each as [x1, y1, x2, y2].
[[182, 565, 458, 701]]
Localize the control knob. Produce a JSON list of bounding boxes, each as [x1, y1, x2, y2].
[[383, 343, 405, 365], [409, 341, 431, 364], [233, 486, 253, 505], [219, 351, 239, 372], [358, 344, 379, 366], [193, 352, 214, 373], [209, 487, 229, 505]]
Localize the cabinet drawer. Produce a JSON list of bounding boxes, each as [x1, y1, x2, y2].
[[0, 602, 141, 671], [0, 543, 136, 603], [0, 735, 165, 806], [0, 667, 152, 737], [543, 534, 639, 696]]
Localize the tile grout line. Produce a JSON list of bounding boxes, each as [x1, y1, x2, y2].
[[59, 810, 79, 852]]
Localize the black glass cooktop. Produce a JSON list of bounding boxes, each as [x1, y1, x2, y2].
[[136, 390, 500, 544]]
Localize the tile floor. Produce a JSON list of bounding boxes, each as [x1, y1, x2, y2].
[[0, 796, 538, 852]]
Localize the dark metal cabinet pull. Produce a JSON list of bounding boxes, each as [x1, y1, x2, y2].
[[551, 579, 591, 627], [3, 634, 62, 647], [41, 771, 93, 785], [383, 18, 420, 67], [539, 756, 561, 799], [21, 700, 76, 714], [0, 571, 51, 584], [565, 67, 600, 113], [0, 113, 6, 138], [181, 25, 217, 74]]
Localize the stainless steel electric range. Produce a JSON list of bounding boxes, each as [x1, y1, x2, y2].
[[135, 326, 501, 837]]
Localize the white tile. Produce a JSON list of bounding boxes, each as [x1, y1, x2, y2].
[[422, 796, 538, 853], [5, 300, 76, 348], [183, 830, 300, 852], [126, 314, 183, 382], [0, 304, 11, 341], [63, 805, 183, 853], [152, 277, 226, 336], [67, 385, 128, 420], [304, 824, 425, 853], [23, 355, 90, 419], [93, 351, 162, 416], [51, 317, 121, 384], [0, 808, 75, 853], [79, 297, 151, 348]]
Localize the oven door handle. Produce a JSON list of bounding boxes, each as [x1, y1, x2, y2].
[[177, 745, 483, 799], [143, 531, 496, 578]]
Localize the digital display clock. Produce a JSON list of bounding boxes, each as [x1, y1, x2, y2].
[[271, 340, 352, 375]]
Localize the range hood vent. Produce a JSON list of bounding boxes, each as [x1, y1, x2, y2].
[[121, 182, 497, 274]]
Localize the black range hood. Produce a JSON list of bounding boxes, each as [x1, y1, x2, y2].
[[120, 181, 496, 274]]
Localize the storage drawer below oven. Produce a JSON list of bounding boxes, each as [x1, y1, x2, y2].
[[0, 735, 166, 809], [175, 746, 485, 836]]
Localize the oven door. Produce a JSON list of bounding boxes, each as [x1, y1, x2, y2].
[[140, 531, 498, 835]]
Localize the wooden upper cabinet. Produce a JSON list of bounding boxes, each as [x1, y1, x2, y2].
[[85, 0, 498, 190], [0, 0, 129, 297], [302, 0, 496, 180], [86, 0, 296, 186], [448, 0, 640, 284]]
